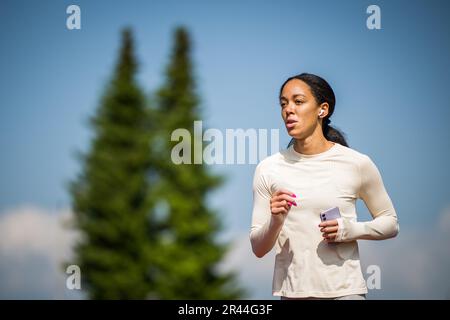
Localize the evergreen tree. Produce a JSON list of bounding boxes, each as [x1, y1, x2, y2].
[[69, 28, 159, 299], [152, 26, 244, 299]]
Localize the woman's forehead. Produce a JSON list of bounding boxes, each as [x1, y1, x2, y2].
[[281, 79, 311, 98]]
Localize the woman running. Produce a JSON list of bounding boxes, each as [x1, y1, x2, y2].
[[250, 73, 399, 300]]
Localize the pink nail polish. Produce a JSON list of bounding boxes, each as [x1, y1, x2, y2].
[[292, 194, 296, 198]]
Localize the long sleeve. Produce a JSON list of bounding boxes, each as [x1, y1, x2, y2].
[[249, 162, 285, 258], [336, 155, 399, 242]]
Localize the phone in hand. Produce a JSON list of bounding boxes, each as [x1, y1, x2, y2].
[[320, 206, 341, 222]]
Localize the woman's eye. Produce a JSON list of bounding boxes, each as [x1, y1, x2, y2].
[[280, 103, 286, 108], [295, 100, 302, 105]]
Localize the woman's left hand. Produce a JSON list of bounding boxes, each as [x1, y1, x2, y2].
[[319, 220, 339, 242]]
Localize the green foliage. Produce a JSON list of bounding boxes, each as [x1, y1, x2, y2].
[[69, 28, 158, 299], [68, 26, 244, 300], [152, 26, 244, 299]]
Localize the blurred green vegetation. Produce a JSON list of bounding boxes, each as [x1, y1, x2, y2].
[[67, 26, 245, 299]]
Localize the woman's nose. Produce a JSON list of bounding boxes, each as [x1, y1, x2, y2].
[[285, 102, 296, 113]]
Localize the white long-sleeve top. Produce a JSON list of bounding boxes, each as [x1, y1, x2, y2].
[[250, 142, 399, 298]]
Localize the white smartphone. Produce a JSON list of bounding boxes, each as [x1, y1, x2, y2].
[[320, 206, 341, 222]]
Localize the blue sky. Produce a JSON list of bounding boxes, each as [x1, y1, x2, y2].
[[1, 0, 450, 299]]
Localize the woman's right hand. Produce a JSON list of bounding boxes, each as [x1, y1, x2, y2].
[[270, 189, 297, 217]]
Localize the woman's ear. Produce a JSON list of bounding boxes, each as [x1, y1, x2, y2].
[[318, 102, 329, 117]]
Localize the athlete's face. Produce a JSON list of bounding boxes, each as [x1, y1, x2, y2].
[[279, 79, 328, 140]]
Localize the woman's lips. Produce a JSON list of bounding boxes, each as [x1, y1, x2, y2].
[[286, 120, 297, 129]]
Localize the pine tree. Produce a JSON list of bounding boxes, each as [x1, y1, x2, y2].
[[69, 28, 159, 299], [152, 26, 244, 299]]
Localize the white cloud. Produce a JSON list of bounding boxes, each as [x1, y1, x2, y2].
[[358, 205, 450, 299], [0, 205, 83, 299], [219, 233, 276, 299], [439, 205, 450, 232]]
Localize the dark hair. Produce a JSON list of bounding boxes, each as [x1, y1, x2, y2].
[[280, 73, 349, 148]]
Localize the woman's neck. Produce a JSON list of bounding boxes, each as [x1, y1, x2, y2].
[[293, 136, 334, 155]]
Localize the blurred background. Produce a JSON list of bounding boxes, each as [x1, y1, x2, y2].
[[1, 0, 449, 299]]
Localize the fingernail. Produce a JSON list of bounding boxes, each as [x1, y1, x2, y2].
[[292, 194, 296, 198], [293, 202, 297, 206], [288, 202, 293, 206]]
